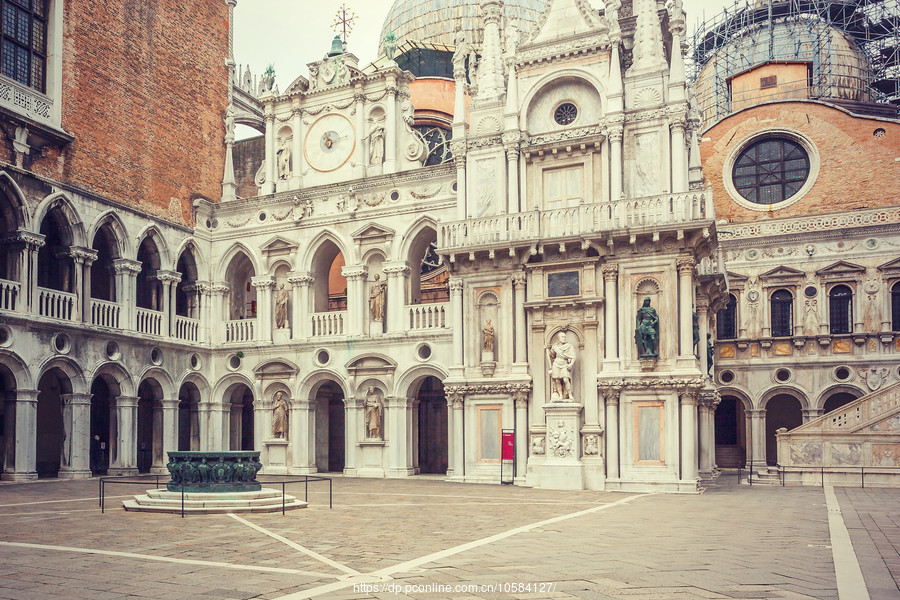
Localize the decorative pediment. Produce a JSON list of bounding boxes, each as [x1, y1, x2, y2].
[[759, 265, 805, 282], [525, 0, 601, 46], [261, 235, 298, 256], [346, 354, 398, 373], [351, 223, 395, 245], [725, 271, 749, 290], [253, 359, 300, 379], [815, 260, 866, 280], [285, 74, 309, 95], [877, 257, 900, 276]]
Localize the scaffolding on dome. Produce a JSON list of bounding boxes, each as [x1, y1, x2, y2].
[[689, 0, 900, 126]]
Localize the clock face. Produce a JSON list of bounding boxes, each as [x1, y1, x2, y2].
[[304, 113, 356, 172]]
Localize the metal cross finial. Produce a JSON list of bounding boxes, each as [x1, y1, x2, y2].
[[332, 3, 357, 44]]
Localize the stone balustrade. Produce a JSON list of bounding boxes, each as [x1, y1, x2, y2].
[[136, 307, 163, 336], [91, 298, 121, 328], [0, 278, 19, 311], [225, 318, 256, 343], [407, 303, 448, 330], [175, 315, 200, 342], [311, 311, 345, 337], [37, 287, 76, 320]]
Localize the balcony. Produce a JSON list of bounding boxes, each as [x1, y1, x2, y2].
[[225, 319, 255, 343], [175, 316, 200, 342], [90, 299, 121, 329], [37, 287, 76, 320], [136, 307, 163, 336], [439, 191, 711, 253], [407, 303, 448, 330], [311, 312, 345, 337], [0, 279, 19, 311]]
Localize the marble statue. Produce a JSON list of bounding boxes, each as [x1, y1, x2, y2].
[[482, 319, 495, 352], [365, 386, 383, 439], [369, 274, 386, 321], [452, 31, 468, 76], [367, 124, 385, 165], [272, 391, 288, 438], [274, 283, 288, 329], [635, 297, 660, 358], [277, 137, 291, 179], [547, 331, 576, 401], [308, 64, 319, 90]]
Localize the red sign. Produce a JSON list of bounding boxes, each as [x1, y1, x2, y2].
[[501, 430, 515, 461]]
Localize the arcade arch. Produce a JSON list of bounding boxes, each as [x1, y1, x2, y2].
[[765, 393, 803, 466], [312, 380, 345, 472]]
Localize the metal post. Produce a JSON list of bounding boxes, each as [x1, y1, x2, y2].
[[329, 479, 332, 509], [181, 483, 185, 518], [282, 482, 285, 515], [305, 477, 308, 502], [101, 480, 105, 513], [861, 467, 865, 489], [98, 478, 102, 507], [821, 467, 824, 487], [781, 466, 784, 487]]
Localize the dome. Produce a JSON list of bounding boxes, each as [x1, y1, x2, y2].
[[379, 0, 547, 52]]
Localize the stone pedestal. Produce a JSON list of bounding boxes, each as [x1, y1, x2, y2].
[[370, 320, 384, 336], [273, 327, 291, 344], [540, 402, 584, 490], [358, 439, 386, 478], [263, 439, 289, 474]]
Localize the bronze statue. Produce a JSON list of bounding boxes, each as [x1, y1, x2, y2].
[[635, 297, 660, 358]]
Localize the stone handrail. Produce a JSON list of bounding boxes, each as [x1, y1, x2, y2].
[[780, 380, 900, 437], [0, 278, 19, 311], [37, 287, 75, 320], [311, 311, 345, 337], [91, 298, 121, 329], [439, 191, 710, 251], [175, 315, 200, 342], [407, 303, 448, 329], [225, 318, 256, 343], [136, 307, 163, 336]]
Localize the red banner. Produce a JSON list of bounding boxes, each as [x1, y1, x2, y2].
[[501, 430, 515, 461]]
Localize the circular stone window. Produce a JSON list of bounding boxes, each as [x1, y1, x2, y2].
[[150, 347, 163, 365], [804, 285, 818, 298], [775, 368, 792, 383], [390, 190, 400, 202], [190, 353, 201, 371], [417, 343, 432, 361], [105, 341, 120, 361], [732, 137, 809, 205], [258, 212, 267, 222], [719, 370, 735, 384], [53, 333, 71, 354], [0, 324, 10, 347], [228, 354, 242, 370], [316, 349, 330, 366], [834, 366, 851, 382], [554, 102, 578, 126], [874, 128, 885, 138]]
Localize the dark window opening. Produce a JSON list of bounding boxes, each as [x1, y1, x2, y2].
[[771, 289, 793, 337], [732, 137, 810, 205], [0, 0, 47, 92], [829, 284, 853, 335], [717, 293, 737, 339]]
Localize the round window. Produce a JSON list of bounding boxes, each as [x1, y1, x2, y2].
[[554, 102, 577, 126], [190, 353, 201, 370], [228, 355, 242, 370], [720, 370, 735, 384], [775, 368, 791, 383], [150, 347, 163, 365], [417, 344, 432, 360], [804, 286, 818, 298], [105, 341, 120, 361], [316, 350, 330, 365], [732, 137, 810, 205], [835, 366, 851, 381], [0, 324, 10, 347], [53, 333, 71, 354]]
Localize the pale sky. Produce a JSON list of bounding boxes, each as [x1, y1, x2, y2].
[[233, 0, 737, 92]]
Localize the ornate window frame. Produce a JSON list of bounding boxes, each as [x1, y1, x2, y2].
[[722, 128, 820, 212]]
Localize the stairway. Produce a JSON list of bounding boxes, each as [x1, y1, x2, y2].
[[123, 487, 308, 513]]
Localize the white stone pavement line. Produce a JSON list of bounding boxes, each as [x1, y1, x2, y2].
[[0, 508, 102, 517], [0, 495, 132, 508], [824, 485, 871, 600], [272, 493, 649, 600], [0, 540, 333, 578], [227, 512, 362, 576]]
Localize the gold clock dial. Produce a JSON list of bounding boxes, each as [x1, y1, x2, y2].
[[304, 113, 356, 172]]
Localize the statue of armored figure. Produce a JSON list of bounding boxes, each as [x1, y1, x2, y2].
[[635, 297, 660, 358], [547, 331, 576, 401]]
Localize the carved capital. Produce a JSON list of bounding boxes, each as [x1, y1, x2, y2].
[[446, 387, 465, 409], [251, 276, 275, 290], [341, 266, 368, 280], [481, 0, 503, 23], [676, 256, 696, 274], [695, 295, 710, 314], [113, 258, 142, 275], [289, 274, 314, 286], [71, 246, 98, 265], [383, 264, 411, 276], [512, 273, 527, 288], [156, 269, 182, 284], [601, 263, 619, 281], [449, 278, 464, 292], [607, 127, 623, 143], [210, 283, 231, 295]]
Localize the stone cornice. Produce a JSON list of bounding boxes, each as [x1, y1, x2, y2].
[[720, 207, 900, 243]]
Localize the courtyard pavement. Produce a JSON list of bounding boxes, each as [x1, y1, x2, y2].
[[0, 473, 896, 599]]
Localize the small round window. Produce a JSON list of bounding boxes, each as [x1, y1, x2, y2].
[[554, 102, 577, 126], [732, 137, 810, 205]]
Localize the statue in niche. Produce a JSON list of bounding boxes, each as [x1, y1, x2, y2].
[[274, 283, 289, 329], [367, 124, 385, 165], [369, 274, 387, 321], [272, 391, 288, 438], [635, 297, 660, 358], [706, 333, 714, 376], [365, 386, 384, 439], [546, 331, 576, 401], [692, 311, 700, 358], [482, 319, 495, 353], [277, 137, 291, 179]]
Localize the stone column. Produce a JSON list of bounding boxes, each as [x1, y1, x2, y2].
[[670, 120, 687, 194], [341, 266, 367, 336], [343, 397, 358, 476], [450, 278, 464, 371], [59, 393, 92, 479], [602, 264, 619, 366], [67, 250, 84, 322], [295, 275, 314, 339], [287, 273, 305, 340], [7, 389, 38, 480], [383, 263, 409, 333], [680, 391, 699, 482], [75, 248, 97, 324], [697, 295, 710, 378], [608, 127, 624, 201], [384, 76, 397, 174], [514, 390, 528, 481], [698, 389, 720, 476], [604, 388, 620, 480], [157, 270, 181, 338], [208, 401, 227, 452], [251, 275, 274, 342], [748, 409, 766, 470], [583, 319, 600, 425], [450, 392, 464, 479], [354, 86, 366, 178], [445, 398, 455, 476], [161, 398, 179, 458], [210, 284, 229, 344], [263, 111, 276, 195], [291, 103, 303, 186], [451, 144, 467, 220], [505, 139, 520, 214], [110, 396, 138, 475], [194, 282, 212, 342], [114, 259, 142, 330], [513, 274, 527, 365], [677, 257, 696, 361], [18, 232, 43, 313], [198, 401, 212, 451]]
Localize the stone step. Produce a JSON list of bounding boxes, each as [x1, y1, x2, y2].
[[130, 493, 300, 508], [122, 487, 308, 514], [122, 498, 308, 514], [145, 488, 286, 501]]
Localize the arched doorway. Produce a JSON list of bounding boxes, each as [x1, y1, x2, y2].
[[89, 377, 115, 475], [178, 382, 201, 451], [91, 223, 119, 304], [175, 247, 199, 319], [823, 392, 858, 414], [36, 369, 70, 477], [311, 241, 346, 313], [0, 363, 16, 475], [714, 396, 746, 467], [765, 394, 803, 466], [314, 382, 344, 472], [415, 376, 448, 474], [226, 384, 254, 451], [224, 251, 256, 321], [137, 379, 164, 474]]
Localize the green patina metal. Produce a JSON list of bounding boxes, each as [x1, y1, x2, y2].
[[165, 451, 263, 493]]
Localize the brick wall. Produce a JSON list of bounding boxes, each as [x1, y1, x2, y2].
[[700, 101, 900, 224], [26, 0, 229, 225], [233, 135, 263, 199]]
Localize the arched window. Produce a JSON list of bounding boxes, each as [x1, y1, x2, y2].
[[892, 282, 900, 332], [716, 293, 737, 339], [175, 249, 198, 318], [37, 208, 74, 293], [829, 285, 853, 335], [135, 237, 162, 311], [413, 125, 452, 166], [91, 225, 119, 302], [770, 289, 793, 337]]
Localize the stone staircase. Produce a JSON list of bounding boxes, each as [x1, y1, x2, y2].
[[123, 488, 308, 514]]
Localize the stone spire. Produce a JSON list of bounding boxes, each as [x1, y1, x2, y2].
[[475, 0, 506, 102], [630, 0, 667, 73], [667, 0, 687, 102], [504, 21, 520, 128], [222, 0, 238, 203]]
